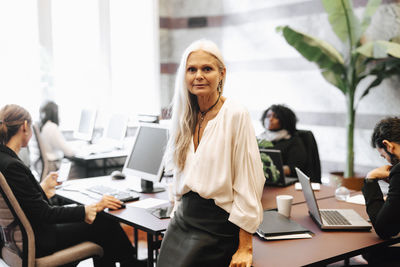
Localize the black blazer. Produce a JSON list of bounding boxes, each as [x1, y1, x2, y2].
[[272, 133, 307, 177], [0, 145, 85, 252], [362, 162, 400, 239]]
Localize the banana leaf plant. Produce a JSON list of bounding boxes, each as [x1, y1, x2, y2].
[[277, 0, 400, 177]]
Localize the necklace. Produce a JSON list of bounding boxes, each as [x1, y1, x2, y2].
[[197, 93, 221, 146]]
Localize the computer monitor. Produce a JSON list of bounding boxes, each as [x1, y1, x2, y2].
[[123, 124, 169, 193], [73, 109, 97, 142], [103, 114, 129, 145]]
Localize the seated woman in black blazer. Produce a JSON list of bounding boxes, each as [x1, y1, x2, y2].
[[0, 104, 137, 267], [258, 104, 306, 177]]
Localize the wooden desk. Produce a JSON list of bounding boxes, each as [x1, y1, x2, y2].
[[59, 179, 383, 267], [253, 197, 400, 267], [262, 184, 337, 210], [56, 176, 169, 267]]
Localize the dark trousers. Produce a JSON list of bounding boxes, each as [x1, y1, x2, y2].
[[37, 215, 135, 267], [363, 246, 400, 266]]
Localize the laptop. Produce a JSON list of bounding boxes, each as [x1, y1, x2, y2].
[[260, 149, 297, 187], [296, 167, 371, 230]]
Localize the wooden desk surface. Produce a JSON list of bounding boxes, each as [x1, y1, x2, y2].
[[56, 176, 170, 234], [253, 197, 399, 267], [262, 184, 337, 210]]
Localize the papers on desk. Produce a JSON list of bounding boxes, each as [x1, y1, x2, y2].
[[345, 194, 366, 205], [295, 182, 321, 191], [126, 198, 168, 209], [256, 210, 313, 241]]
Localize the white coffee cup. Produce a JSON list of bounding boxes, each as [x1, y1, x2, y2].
[[167, 182, 175, 203], [276, 195, 293, 217]]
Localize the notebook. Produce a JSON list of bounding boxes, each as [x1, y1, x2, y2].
[[296, 167, 371, 230], [257, 210, 313, 240], [260, 149, 297, 187]]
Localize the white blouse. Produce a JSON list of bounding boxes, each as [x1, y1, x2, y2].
[[40, 121, 76, 161], [173, 98, 265, 233]]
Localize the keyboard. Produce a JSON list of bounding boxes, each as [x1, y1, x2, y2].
[[86, 185, 140, 202], [320, 210, 351, 225]]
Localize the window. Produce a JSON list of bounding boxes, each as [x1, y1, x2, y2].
[[0, 1, 41, 118]]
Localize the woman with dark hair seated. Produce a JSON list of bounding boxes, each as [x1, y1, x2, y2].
[[40, 101, 76, 161], [258, 104, 306, 177]]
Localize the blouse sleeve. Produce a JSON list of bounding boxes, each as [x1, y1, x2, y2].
[[228, 110, 265, 233]]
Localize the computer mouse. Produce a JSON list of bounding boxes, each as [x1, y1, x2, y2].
[[111, 170, 126, 180]]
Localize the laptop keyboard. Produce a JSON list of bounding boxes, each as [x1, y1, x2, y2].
[[320, 210, 351, 225], [86, 185, 139, 202]]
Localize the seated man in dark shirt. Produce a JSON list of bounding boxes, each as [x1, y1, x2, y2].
[[362, 117, 400, 264]]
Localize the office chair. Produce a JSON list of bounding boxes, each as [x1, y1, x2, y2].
[[31, 124, 51, 182], [297, 130, 321, 183], [0, 172, 104, 267]]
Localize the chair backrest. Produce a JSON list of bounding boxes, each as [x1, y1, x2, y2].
[[297, 130, 321, 183], [31, 124, 49, 182], [0, 172, 36, 267]]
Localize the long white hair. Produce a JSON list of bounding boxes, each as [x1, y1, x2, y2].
[[165, 39, 226, 173]]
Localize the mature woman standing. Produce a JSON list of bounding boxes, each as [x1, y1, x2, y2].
[[158, 40, 265, 267], [0, 104, 137, 266]]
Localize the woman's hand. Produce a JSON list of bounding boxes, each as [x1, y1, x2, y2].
[[40, 172, 61, 199], [229, 229, 253, 267], [84, 204, 97, 224], [366, 165, 391, 179], [283, 165, 291, 176], [95, 195, 124, 212]]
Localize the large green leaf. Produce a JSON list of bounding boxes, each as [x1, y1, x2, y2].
[[322, 70, 347, 93], [278, 26, 345, 89], [361, 0, 382, 34], [322, 0, 362, 47], [279, 26, 344, 67], [358, 58, 400, 102], [356, 41, 400, 58], [391, 36, 400, 44]]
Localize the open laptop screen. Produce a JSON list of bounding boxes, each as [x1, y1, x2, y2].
[[296, 167, 322, 224]]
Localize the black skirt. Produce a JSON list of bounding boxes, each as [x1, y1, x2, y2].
[[158, 191, 239, 267]]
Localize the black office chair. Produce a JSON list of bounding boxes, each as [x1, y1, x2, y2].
[[297, 130, 321, 183]]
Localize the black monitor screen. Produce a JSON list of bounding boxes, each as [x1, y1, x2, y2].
[[126, 126, 168, 175]]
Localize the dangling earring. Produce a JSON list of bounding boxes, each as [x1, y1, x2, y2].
[[218, 81, 222, 93]]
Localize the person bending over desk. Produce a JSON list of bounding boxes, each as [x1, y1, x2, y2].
[[157, 39, 265, 267], [0, 104, 138, 267], [362, 117, 400, 265], [258, 104, 306, 177]]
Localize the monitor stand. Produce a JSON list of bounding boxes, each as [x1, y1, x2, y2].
[[140, 179, 165, 193]]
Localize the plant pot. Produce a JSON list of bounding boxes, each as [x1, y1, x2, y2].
[[329, 171, 365, 191]]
